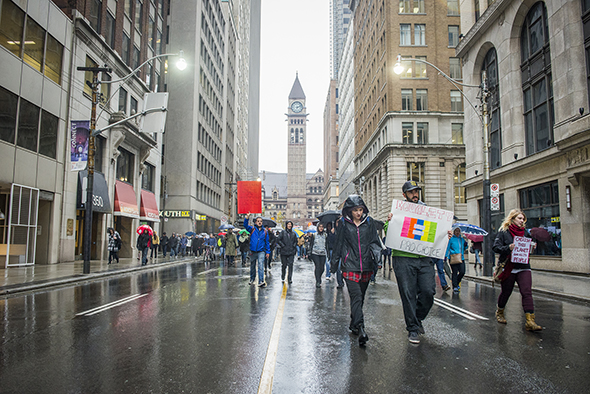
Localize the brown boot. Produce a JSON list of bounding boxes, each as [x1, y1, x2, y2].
[[495, 307, 507, 324], [525, 313, 542, 331]]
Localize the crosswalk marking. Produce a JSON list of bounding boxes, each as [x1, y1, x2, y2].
[[434, 298, 489, 321]]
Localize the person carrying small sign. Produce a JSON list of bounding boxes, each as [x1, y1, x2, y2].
[[493, 209, 542, 331]]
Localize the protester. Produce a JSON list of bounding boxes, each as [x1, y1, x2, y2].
[[150, 231, 160, 259], [193, 235, 203, 257], [325, 223, 336, 281], [277, 220, 298, 284], [244, 214, 270, 287], [445, 225, 468, 293], [297, 234, 305, 260], [107, 227, 121, 264], [385, 180, 451, 344], [168, 233, 178, 259], [137, 229, 150, 266], [493, 209, 542, 331], [333, 219, 344, 289], [218, 234, 226, 261], [186, 236, 193, 256], [331, 195, 381, 346], [309, 223, 328, 288], [265, 225, 277, 272], [180, 235, 188, 256], [239, 232, 250, 265], [472, 239, 483, 268], [225, 228, 238, 266]]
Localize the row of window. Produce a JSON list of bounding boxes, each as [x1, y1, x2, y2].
[[0, 0, 64, 85], [399, 0, 459, 15], [198, 94, 222, 138], [308, 186, 323, 194], [200, 40, 224, 95], [405, 162, 466, 204], [400, 89, 463, 112], [399, 56, 461, 80], [196, 179, 220, 209], [289, 118, 304, 125], [198, 123, 222, 163], [400, 24, 460, 47], [289, 128, 305, 145], [197, 151, 221, 185]]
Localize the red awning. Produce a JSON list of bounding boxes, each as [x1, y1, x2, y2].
[[140, 190, 160, 222], [114, 180, 139, 218]]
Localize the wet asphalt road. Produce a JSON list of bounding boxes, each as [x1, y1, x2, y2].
[[1, 258, 590, 393]]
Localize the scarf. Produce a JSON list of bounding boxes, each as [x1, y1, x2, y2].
[[508, 224, 525, 238], [498, 224, 525, 281]]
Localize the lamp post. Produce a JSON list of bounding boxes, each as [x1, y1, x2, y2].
[[77, 51, 185, 274], [394, 55, 493, 276]]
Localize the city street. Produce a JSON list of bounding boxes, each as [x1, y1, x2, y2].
[[1, 258, 589, 394]]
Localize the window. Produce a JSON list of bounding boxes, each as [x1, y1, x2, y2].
[[450, 90, 462, 111], [449, 57, 461, 79], [401, 55, 413, 78], [416, 89, 428, 111], [407, 162, 425, 201], [122, 33, 131, 65], [17, 98, 39, 152], [100, 73, 111, 107], [448, 25, 460, 47], [402, 89, 412, 110], [448, 0, 459, 15], [39, 110, 58, 159], [414, 0, 425, 13], [142, 163, 155, 192], [415, 56, 427, 78], [482, 48, 502, 169], [44, 34, 63, 84], [0, 86, 18, 144], [454, 164, 466, 203], [135, 0, 143, 32], [148, 16, 155, 49], [23, 17, 44, 71], [414, 24, 425, 46], [105, 12, 116, 49], [119, 88, 128, 113], [124, 0, 132, 15], [89, 0, 102, 33], [521, 2, 554, 155], [95, 136, 104, 173], [399, 0, 411, 13], [475, 0, 480, 21], [402, 122, 413, 144], [400, 24, 411, 45], [130, 96, 138, 114], [0, 0, 25, 57], [417, 122, 428, 144], [133, 45, 140, 69], [156, 29, 162, 54], [116, 148, 134, 184], [519, 181, 561, 256], [451, 123, 463, 144]]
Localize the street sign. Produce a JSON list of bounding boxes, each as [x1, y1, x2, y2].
[[491, 196, 500, 211], [220, 215, 228, 223], [490, 183, 500, 197]]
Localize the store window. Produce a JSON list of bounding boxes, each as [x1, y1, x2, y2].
[[0, 86, 18, 144], [0, 0, 25, 58], [519, 181, 561, 256], [116, 147, 134, 184], [17, 98, 39, 152]]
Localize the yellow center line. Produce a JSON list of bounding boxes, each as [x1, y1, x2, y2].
[[258, 282, 288, 394]]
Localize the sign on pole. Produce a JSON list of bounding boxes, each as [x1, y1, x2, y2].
[[384, 199, 454, 259], [491, 196, 500, 211], [511, 236, 532, 263], [490, 183, 500, 197]]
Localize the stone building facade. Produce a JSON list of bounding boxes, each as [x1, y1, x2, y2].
[[457, 0, 590, 273], [323, 79, 340, 210]]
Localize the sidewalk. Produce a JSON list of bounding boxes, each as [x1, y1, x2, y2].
[[0, 254, 201, 297]]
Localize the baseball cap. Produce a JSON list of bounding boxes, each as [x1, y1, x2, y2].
[[402, 180, 422, 193]]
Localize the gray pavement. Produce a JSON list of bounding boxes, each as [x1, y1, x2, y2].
[[1, 254, 589, 304]]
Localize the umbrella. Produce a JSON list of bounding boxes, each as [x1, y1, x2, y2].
[[218, 232, 227, 236], [464, 234, 484, 243], [136, 224, 153, 236], [219, 223, 235, 230], [238, 229, 250, 235], [317, 210, 341, 224], [238, 233, 249, 243], [530, 227, 552, 242], [453, 223, 488, 236], [261, 217, 277, 227], [304, 229, 316, 234], [293, 229, 304, 237], [307, 225, 317, 232], [185, 231, 196, 236]]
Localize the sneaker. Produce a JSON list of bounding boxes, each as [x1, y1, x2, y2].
[[249, 281, 254, 285], [281, 279, 285, 283], [408, 331, 420, 344], [258, 281, 267, 287], [453, 287, 460, 293], [443, 285, 451, 291]]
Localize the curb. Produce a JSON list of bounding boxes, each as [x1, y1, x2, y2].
[[463, 274, 590, 305], [0, 257, 201, 298]]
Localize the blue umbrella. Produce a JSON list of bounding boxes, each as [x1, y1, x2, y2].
[[185, 231, 196, 236], [453, 223, 488, 236], [304, 229, 316, 234], [219, 223, 235, 230]]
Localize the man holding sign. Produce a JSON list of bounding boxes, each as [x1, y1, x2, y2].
[[385, 181, 453, 344]]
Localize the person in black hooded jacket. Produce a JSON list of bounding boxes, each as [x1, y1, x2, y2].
[[331, 194, 382, 346], [277, 220, 298, 283]]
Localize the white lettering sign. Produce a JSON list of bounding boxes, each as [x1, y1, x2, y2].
[[511, 236, 532, 264], [385, 199, 454, 258]]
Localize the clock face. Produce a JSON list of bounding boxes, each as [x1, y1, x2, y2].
[[291, 101, 303, 113]]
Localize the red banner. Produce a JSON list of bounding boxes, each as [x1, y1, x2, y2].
[[237, 181, 262, 214]]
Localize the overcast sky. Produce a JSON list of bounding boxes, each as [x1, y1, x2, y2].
[[258, 0, 331, 174]]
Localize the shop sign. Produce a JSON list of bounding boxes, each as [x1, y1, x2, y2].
[[551, 217, 560, 223], [195, 214, 207, 221], [159, 210, 192, 218]]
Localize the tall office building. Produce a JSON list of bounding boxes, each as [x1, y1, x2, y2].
[[349, 0, 466, 220], [330, 0, 352, 80], [247, 0, 261, 180], [323, 80, 340, 210]]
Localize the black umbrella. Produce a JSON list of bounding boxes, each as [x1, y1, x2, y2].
[[261, 217, 277, 227], [317, 210, 341, 224]]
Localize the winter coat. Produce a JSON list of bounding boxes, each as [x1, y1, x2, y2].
[[445, 228, 468, 261], [137, 231, 150, 249], [244, 218, 270, 253], [160, 235, 168, 249], [108, 231, 121, 252], [168, 236, 179, 249], [277, 224, 298, 256], [239, 236, 250, 253], [309, 231, 328, 256], [151, 234, 160, 248], [493, 229, 532, 270], [331, 195, 382, 273], [268, 230, 277, 249], [225, 233, 238, 256], [326, 231, 336, 251]]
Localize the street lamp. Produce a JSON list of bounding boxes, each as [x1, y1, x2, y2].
[[77, 51, 186, 274], [393, 55, 494, 276]]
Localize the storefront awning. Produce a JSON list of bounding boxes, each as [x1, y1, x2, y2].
[[140, 190, 160, 222], [77, 171, 111, 213], [114, 180, 139, 218]]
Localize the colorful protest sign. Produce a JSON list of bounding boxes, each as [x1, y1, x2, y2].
[[237, 181, 262, 214], [71, 120, 89, 171], [385, 199, 454, 258], [511, 236, 532, 264]]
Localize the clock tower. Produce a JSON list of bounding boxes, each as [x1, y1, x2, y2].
[[286, 74, 307, 227]]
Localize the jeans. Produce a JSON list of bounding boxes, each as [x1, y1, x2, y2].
[[250, 251, 266, 284], [474, 249, 482, 265], [498, 270, 534, 312], [344, 278, 370, 329], [281, 254, 295, 282], [392, 256, 436, 333], [169, 246, 176, 257], [108, 250, 119, 263], [150, 245, 158, 258], [162, 245, 167, 257], [311, 254, 326, 285], [180, 246, 186, 256], [219, 247, 225, 260], [241, 251, 248, 265], [325, 250, 332, 278], [433, 259, 448, 288], [141, 247, 149, 265], [451, 261, 465, 289]]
